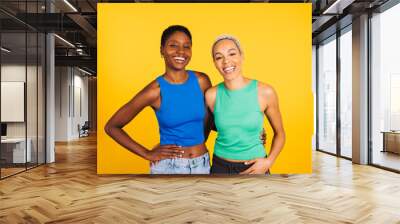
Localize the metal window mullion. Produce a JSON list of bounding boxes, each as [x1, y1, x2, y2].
[[44, 0, 48, 165], [316, 45, 320, 150], [68, 69, 71, 118], [367, 10, 373, 165], [60, 67, 62, 117], [25, 0, 28, 171], [72, 68, 75, 118], [36, 0, 39, 167], [44, 33, 47, 165], [336, 30, 341, 157]]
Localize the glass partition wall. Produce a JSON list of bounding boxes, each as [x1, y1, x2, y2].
[[316, 26, 353, 159], [317, 35, 337, 155], [339, 27, 352, 159], [370, 2, 400, 172], [316, 0, 400, 172], [0, 1, 46, 179]]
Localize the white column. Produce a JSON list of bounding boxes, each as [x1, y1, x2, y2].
[[46, 32, 55, 163], [352, 14, 369, 164], [45, 0, 55, 163]]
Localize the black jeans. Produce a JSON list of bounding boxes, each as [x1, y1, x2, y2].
[[210, 154, 253, 174]]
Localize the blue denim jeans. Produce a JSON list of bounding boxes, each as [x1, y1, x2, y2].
[[150, 153, 210, 174]]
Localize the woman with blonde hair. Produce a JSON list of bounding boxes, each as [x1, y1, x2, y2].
[[205, 35, 285, 174]]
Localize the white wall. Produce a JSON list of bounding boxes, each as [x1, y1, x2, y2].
[[73, 72, 89, 138], [55, 67, 69, 141], [1, 63, 45, 163], [55, 67, 89, 141], [1, 64, 38, 138]]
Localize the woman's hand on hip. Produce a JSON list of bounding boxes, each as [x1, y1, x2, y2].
[[240, 158, 272, 174], [145, 144, 184, 162]]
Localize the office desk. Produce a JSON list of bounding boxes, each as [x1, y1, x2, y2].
[[381, 131, 400, 154], [1, 138, 31, 163]]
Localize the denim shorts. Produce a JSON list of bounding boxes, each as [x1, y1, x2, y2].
[[150, 153, 210, 174]]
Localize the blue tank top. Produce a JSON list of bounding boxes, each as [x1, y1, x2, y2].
[[155, 70, 205, 147]]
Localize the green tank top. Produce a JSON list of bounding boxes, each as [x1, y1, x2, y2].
[[214, 80, 266, 160]]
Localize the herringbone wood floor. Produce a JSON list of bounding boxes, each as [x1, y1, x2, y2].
[[1, 135, 400, 224]]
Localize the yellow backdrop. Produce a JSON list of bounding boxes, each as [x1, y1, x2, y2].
[[98, 3, 312, 174]]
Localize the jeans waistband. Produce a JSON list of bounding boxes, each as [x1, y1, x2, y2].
[[162, 152, 209, 165]]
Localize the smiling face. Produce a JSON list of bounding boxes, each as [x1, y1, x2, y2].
[[212, 39, 243, 81], [161, 31, 192, 71]]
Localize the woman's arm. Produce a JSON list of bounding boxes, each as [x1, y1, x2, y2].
[[194, 72, 214, 141], [241, 83, 285, 174], [104, 81, 183, 161], [204, 87, 218, 140], [262, 85, 285, 165]]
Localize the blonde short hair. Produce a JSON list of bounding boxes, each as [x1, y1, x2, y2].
[[211, 34, 243, 58]]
